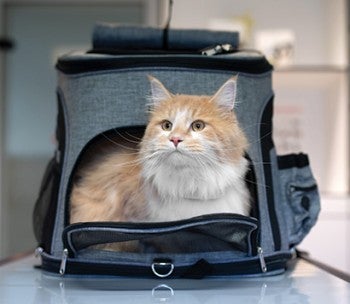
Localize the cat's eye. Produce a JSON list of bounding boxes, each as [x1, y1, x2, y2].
[[191, 120, 205, 132], [161, 120, 173, 131]]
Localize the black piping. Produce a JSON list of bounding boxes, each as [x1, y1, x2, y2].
[[40, 252, 292, 278], [56, 55, 272, 75], [260, 97, 281, 251]]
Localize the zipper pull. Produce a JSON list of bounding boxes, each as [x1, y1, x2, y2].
[[201, 44, 235, 56], [257, 247, 267, 273], [35, 247, 44, 258], [59, 248, 69, 276]]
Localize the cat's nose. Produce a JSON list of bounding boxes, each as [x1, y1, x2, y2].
[[170, 136, 183, 148]]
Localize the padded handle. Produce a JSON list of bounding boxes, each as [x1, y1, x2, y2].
[[92, 24, 239, 51]]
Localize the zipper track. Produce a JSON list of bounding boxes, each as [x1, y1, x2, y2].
[[64, 213, 257, 232], [56, 55, 272, 75]]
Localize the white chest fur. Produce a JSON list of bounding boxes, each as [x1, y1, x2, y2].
[[143, 157, 250, 221]]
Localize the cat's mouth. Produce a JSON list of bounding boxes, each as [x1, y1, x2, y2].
[[164, 149, 205, 170]]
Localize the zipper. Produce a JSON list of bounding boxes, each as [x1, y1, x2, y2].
[[35, 246, 44, 258], [59, 248, 69, 275], [201, 44, 235, 56], [257, 247, 267, 273]]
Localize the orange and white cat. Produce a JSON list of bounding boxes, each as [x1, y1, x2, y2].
[[70, 76, 250, 224]]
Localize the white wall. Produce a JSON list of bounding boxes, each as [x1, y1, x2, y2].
[[170, 0, 350, 273], [0, 0, 162, 258], [171, 0, 347, 66]]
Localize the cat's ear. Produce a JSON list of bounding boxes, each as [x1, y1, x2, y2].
[[210, 76, 238, 110], [148, 75, 173, 105]]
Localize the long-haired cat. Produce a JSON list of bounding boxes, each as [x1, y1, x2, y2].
[[70, 76, 250, 225]]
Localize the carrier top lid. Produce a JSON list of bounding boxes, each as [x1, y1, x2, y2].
[[92, 24, 240, 51], [56, 51, 273, 75], [57, 24, 272, 75]]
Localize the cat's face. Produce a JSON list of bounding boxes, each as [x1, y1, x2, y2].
[[140, 76, 248, 168]]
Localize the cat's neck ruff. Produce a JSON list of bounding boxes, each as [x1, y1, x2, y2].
[[142, 155, 250, 220]]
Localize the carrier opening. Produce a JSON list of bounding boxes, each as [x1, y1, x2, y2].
[[65, 126, 260, 253], [67, 126, 259, 221]]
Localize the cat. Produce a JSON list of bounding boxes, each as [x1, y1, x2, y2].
[[70, 76, 250, 227]]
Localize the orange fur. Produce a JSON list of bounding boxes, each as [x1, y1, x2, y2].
[[70, 77, 249, 230]]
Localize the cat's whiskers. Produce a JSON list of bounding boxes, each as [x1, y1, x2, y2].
[[110, 158, 142, 168], [214, 130, 273, 152], [125, 131, 143, 141], [101, 134, 139, 151], [112, 130, 141, 145], [243, 176, 269, 190]]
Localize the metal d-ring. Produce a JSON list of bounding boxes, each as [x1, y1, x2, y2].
[[151, 262, 174, 278], [151, 284, 175, 300]]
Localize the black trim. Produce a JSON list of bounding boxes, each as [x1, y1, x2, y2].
[[40, 252, 291, 278], [65, 213, 257, 233], [291, 185, 317, 192], [40, 160, 60, 253], [278, 153, 310, 170], [33, 95, 66, 253], [260, 97, 281, 251], [56, 92, 66, 163], [43, 95, 66, 252], [245, 154, 259, 220], [56, 54, 272, 75]]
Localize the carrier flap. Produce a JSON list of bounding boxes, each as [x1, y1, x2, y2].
[[46, 213, 292, 278], [63, 214, 258, 256]]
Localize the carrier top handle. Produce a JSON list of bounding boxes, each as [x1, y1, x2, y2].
[[163, 0, 174, 50]]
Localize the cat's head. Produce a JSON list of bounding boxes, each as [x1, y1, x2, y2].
[[140, 76, 248, 169]]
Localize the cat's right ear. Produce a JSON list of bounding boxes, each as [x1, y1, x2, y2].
[[148, 75, 173, 106]]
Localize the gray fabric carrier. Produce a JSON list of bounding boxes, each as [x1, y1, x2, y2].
[[33, 25, 320, 278]]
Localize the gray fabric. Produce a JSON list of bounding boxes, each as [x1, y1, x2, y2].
[[278, 162, 320, 246], [51, 67, 274, 256], [93, 23, 239, 50], [270, 148, 289, 251]]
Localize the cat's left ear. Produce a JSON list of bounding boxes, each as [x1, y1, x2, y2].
[[148, 75, 173, 106], [210, 76, 238, 110]]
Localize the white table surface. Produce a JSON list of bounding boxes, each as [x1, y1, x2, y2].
[[0, 255, 349, 303]]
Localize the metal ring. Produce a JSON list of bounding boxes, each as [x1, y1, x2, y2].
[[151, 262, 174, 278], [151, 284, 175, 299]]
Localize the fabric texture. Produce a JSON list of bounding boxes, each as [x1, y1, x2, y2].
[[51, 67, 274, 256], [93, 24, 239, 51]]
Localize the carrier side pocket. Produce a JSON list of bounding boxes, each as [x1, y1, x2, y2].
[[278, 153, 320, 247]]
